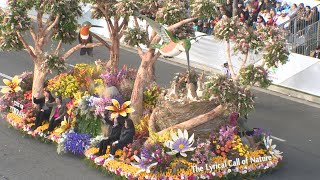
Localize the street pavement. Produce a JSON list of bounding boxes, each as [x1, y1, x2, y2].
[[0, 41, 320, 180]]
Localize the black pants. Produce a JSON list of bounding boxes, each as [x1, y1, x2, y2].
[[110, 143, 127, 155], [80, 48, 93, 57], [35, 110, 50, 128], [48, 117, 62, 132], [98, 139, 113, 155]]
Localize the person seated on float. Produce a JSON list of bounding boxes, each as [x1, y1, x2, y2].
[[32, 90, 55, 130], [106, 118, 135, 161], [96, 115, 126, 156], [47, 96, 67, 133]]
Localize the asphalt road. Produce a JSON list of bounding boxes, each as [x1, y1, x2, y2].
[[1, 41, 320, 180]]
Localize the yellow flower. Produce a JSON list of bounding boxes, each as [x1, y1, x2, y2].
[[54, 117, 70, 133], [216, 145, 221, 149], [1, 76, 22, 94], [105, 99, 135, 119]]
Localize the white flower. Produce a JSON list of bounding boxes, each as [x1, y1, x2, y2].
[[164, 129, 195, 157], [131, 155, 158, 175], [263, 136, 283, 159]]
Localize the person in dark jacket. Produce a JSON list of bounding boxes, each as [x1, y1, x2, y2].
[[96, 115, 126, 156], [313, 46, 320, 59], [106, 118, 135, 161], [32, 90, 55, 130]]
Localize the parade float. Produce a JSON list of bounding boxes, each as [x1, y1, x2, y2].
[[0, 0, 287, 179]]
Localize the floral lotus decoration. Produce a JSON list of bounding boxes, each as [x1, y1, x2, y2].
[[164, 129, 195, 157], [264, 136, 283, 160], [131, 155, 158, 175], [1, 76, 22, 94], [105, 99, 135, 119]]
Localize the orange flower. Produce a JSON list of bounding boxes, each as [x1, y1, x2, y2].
[[105, 99, 135, 119]]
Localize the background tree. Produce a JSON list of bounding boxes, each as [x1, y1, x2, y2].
[[214, 16, 289, 87], [117, 0, 217, 123], [0, 0, 104, 97], [82, 0, 138, 70]]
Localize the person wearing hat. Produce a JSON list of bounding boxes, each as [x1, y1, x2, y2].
[[276, 10, 290, 28], [313, 46, 320, 59]]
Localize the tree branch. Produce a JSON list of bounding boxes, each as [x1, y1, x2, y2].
[[235, 51, 249, 80], [107, 19, 114, 32], [91, 32, 111, 49], [29, 28, 37, 43], [43, 14, 60, 37], [226, 42, 237, 80], [119, 18, 127, 31], [157, 105, 225, 135], [167, 17, 197, 31], [54, 40, 63, 55], [16, 32, 37, 59], [62, 43, 103, 60]]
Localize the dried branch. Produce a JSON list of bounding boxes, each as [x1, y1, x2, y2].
[[62, 43, 103, 60], [29, 28, 37, 43], [107, 19, 114, 32], [91, 32, 111, 49], [16, 32, 37, 59]]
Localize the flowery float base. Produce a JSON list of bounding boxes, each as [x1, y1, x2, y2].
[[5, 113, 282, 180]]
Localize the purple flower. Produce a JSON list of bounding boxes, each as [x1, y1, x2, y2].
[[64, 132, 91, 155]]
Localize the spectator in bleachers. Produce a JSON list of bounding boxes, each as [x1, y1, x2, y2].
[[247, 11, 257, 27], [304, 6, 312, 26], [202, 21, 209, 34], [196, 20, 203, 32], [297, 3, 306, 30], [287, 3, 298, 18], [310, 7, 319, 24], [269, 8, 276, 19], [261, 0, 275, 12], [313, 46, 320, 59], [253, 15, 266, 30], [251, 0, 260, 14], [239, 11, 246, 22], [238, 1, 245, 14], [266, 13, 276, 26], [225, 0, 233, 17], [207, 20, 214, 35], [274, 2, 283, 14], [276, 10, 290, 28], [260, 9, 269, 21], [281, 1, 291, 11]]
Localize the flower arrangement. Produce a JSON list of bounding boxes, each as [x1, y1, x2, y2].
[[47, 73, 80, 98], [105, 99, 135, 119], [191, 140, 216, 166], [214, 17, 243, 42], [64, 132, 91, 155], [143, 83, 162, 111]]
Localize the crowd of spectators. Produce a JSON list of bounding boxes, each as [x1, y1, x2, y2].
[[194, 0, 320, 35]]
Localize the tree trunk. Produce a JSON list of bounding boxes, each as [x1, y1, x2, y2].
[[130, 52, 156, 124], [232, 0, 238, 17], [157, 105, 225, 135], [107, 34, 120, 71], [32, 62, 47, 97]]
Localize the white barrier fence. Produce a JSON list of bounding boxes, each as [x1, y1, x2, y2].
[[1, 2, 319, 97]]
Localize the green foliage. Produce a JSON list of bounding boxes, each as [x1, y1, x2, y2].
[[123, 27, 148, 47], [263, 41, 289, 68], [0, 0, 31, 50], [42, 54, 67, 74], [204, 75, 254, 116], [190, 0, 218, 19], [239, 65, 272, 88], [75, 113, 101, 137], [50, 0, 82, 43], [214, 17, 243, 42]]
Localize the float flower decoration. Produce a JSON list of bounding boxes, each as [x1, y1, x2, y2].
[[164, 129, 195, 157], [1, 76, 22, 94], [131, 155, 158, 174], [263, 135, 283, 160], [105, 99, 135, 118], [54, 117, 70, 134]]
